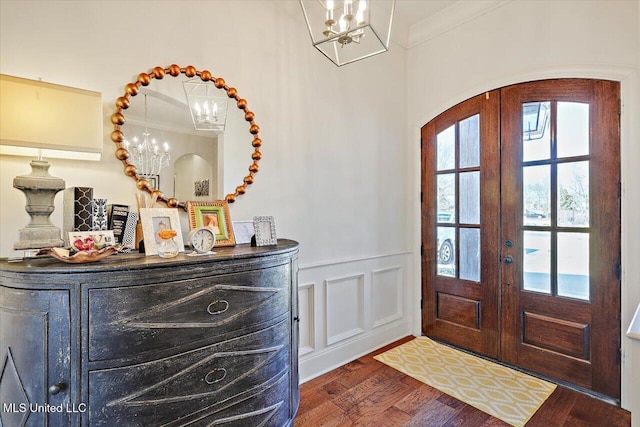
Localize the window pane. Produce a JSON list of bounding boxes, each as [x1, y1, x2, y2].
[[437, 125, 455, 171], [558, 232, 589, 300], [523, 231, 551, 294], [437, 174, 456, 223], [460, 228, 480, 282], [557, 102, 589, 158], [437, 227, 456, 277], [460, 171, 480, 224], [523, 165, 551, 226], [558, 161, 589, 227], [459, 114, 480, 168], [522, 101, 551, 161]]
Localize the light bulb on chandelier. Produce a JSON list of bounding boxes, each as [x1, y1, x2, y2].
[[323, 0, 367, 47], [193, 100, 219, 126]]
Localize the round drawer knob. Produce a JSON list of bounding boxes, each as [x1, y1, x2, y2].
[[48, 383, 65, 395]]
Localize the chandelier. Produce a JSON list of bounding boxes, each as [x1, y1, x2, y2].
[[123, 94, 170, 177], [299, 0, 396, 67], [183, 79, 229, 131]]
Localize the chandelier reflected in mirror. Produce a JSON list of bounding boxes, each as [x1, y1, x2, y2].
[[123, 94, 170, 177], [299, 0, 396, 67], [183, 79, 229, 131]]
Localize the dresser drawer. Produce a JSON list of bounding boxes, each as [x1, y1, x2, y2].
[[88, 320, 291, 426], [88, 264, 290, 362]]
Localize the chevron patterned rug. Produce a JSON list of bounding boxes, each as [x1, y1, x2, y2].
[[374, 337, 556, 427]]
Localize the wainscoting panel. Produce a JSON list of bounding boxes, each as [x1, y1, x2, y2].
[[325, 274, 365, 345], [298, 252, 412, 383], [372, 266, 403, 328], [298, 283, 315, 356]]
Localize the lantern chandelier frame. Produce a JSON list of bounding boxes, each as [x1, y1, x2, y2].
[[299, 0, 396, 67], [183, 78, 229, 131]]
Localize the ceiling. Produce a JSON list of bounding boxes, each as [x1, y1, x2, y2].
[[393, 0, 459, 30], [393, 0, 508, 48]]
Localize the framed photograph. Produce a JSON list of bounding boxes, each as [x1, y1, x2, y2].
[[139, 208, 185, 256], [232, 220, 255, 245], [253, 216, 277, 246], [186, 200, 235, 247], [140, 174, 159, 190], [194, 179, 210, 197], [68, 230, 115, 251]]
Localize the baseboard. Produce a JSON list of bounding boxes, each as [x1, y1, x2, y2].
[[298, 320, 411, 383]]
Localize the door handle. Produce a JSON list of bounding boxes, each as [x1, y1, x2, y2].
[[503, 256, 514, 264]]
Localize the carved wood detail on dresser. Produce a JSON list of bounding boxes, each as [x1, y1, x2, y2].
[[0, 240, 299, 427]]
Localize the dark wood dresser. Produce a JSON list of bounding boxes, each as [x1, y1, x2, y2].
[[0, 239, 299, 427]]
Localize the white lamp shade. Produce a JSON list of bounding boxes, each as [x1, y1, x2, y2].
[[0, 74, 103, 160]]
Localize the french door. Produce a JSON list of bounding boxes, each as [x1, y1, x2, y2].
[[421, 79, 621, 399]]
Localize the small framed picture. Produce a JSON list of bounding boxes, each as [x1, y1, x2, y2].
[[186, 200, 236, 247], [68, 230, 115, 251], [139, 208, 185, 256], [140, 174, 159, 190], [253, 216, 277, 246], [232, 220, 255, 245]]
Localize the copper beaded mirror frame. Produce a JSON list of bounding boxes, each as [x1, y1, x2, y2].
[[110, 64, 261, 210]]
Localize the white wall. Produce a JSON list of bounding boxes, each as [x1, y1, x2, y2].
[[0, 0, 412, 381], [407, 0, 640, 420], [3, 0, 637, 418]]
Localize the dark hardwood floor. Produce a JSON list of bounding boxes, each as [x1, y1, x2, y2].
[[296, 336, 632, 426]]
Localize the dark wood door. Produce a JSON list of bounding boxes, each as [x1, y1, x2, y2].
[[500, 79, 621, 398], [421, 90, 501, 357], [422, 79, 621, 399]]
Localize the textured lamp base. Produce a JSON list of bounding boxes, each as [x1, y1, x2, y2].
[[14, 227, 64, 250], [13, 159, 65, 250]]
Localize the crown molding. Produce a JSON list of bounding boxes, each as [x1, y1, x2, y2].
[[408, 0, 510, 49]]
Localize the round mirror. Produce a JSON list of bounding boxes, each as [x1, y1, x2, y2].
[[110, 64, 262, 209]]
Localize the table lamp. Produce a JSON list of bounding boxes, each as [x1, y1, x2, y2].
[[0, 74, 103, 251]]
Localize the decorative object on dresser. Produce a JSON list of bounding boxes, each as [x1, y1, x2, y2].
[[0, 74, 103, 252], [111, 64, 262, 208], [186, 200, 235, 247], [63, 187, 94, 245], [121, 211, 139, 250], [186, 227, 216, 255], [107, 204, 131, 244], [68, 230, 115, 252], [91, 198, 108, 231], [36, 245, 121, 264], [0, 241, 300, 426], [254, 216, 277, 246], [139, 208, 185, 256], [233, 220, 256, 245]]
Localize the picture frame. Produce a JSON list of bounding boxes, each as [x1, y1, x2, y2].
[[253, 216, 277, 246], [68, 230, 115, 250], [186, 200, 236, 247], [232, 220, 255, 245], [194, 179, 210, 197], [140, 174, 159, 190], [139, 208, 185, 256]]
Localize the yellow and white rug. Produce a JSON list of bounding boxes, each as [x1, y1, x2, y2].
[[374, 337, 556, 427]]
